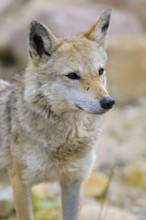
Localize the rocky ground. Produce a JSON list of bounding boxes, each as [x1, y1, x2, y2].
[[98, 98, 146, 220]]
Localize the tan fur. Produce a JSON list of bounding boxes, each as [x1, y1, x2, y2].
[[0, 10, 113, 220], [81, 77, 109, 99]]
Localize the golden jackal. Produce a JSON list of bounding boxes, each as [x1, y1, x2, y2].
[[0, 9, 114, 220]]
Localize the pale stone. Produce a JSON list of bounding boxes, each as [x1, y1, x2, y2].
[[107, 36, 146, 104], [0, 186, 14, 217], [0, 0, 14, 13], [121, 160, 146, 188], [0, 2, 143, 65], [32, 183, 60, 199], [81, 201, 139, 220], [84, 172, 108, 197], [0, 2, 145, 105]]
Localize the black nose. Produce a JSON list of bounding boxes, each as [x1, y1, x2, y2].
[[100, 97, 115, 110]]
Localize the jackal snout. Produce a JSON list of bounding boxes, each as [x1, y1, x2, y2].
[[100, 96, 115, 110], [83, 77, 115, 110]]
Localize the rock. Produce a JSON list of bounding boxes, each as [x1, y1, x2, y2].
[[0, 2, 143, 68], [94, 102, 146, 218], [0, 0, 14, 13], [36, 209, 60, 220], [97, 103, 146, 169], [34, 6, 143, 37], [0, 186, 14, 217], [0, 67, 18, 82], [81, 200, 139, 220], [107, 36, 146, 104], [0, 2, 145, 102], [32, 183, 60, 199], [84, 172, 108, 197], [100, 0, 145, 8], [32, 184, 47, 199], [100, 0, 146, 28], [122, 160, 146, 188]]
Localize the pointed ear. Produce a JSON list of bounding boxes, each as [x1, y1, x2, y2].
[[84, 9, 111, 46], [29, 21, 59, 63]]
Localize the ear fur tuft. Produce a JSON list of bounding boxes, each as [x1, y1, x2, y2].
[[29, 20, 58, 61], [84, 9, 111, 46]]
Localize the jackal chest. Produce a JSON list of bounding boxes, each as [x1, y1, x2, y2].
[[17, 133, 96, 185], [20, 136, 96, 185], [13, 112, 100, 185]]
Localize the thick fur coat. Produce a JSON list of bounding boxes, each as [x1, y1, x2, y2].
[[0, 9, 114, 220]]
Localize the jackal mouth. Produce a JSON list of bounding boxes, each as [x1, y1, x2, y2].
[[75, 104, 83, 111], [75, 104, 107, 115]]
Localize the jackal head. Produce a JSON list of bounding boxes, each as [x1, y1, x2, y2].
[[25, 9, 115, 117]]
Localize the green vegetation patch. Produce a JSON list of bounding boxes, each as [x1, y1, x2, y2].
[[0, 47, 23, 68]]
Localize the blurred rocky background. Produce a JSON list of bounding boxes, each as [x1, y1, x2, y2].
[[0, 0, 146, 220]]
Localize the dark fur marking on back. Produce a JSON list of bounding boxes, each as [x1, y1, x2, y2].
[[47, 105, 54, 119], [29, 50, 32, 58], [6, 96, 12, 135], [32, 94, 55, 119]]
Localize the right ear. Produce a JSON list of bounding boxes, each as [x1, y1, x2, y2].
[[29, 21, 59, 64], [84, 9, 111, 47]]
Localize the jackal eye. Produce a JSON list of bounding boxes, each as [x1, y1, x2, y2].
[[66, 72, 80, 80], [99, 68, 104, 76]]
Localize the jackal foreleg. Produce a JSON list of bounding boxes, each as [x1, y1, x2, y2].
[[10, 166, 33, 220], [60, 180, 82, 220]]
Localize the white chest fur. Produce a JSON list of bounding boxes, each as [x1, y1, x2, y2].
[[21, 142, 96, 185], [13, 110, 101, 185]]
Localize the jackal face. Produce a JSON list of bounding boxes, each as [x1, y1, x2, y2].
[[25, 9, 115, 116]]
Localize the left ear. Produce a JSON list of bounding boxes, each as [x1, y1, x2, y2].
[[29, 20, 59, 64], [84, 9, 111, 47]]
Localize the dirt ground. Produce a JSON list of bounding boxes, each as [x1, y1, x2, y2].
[[96, 98, 146, 219]]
